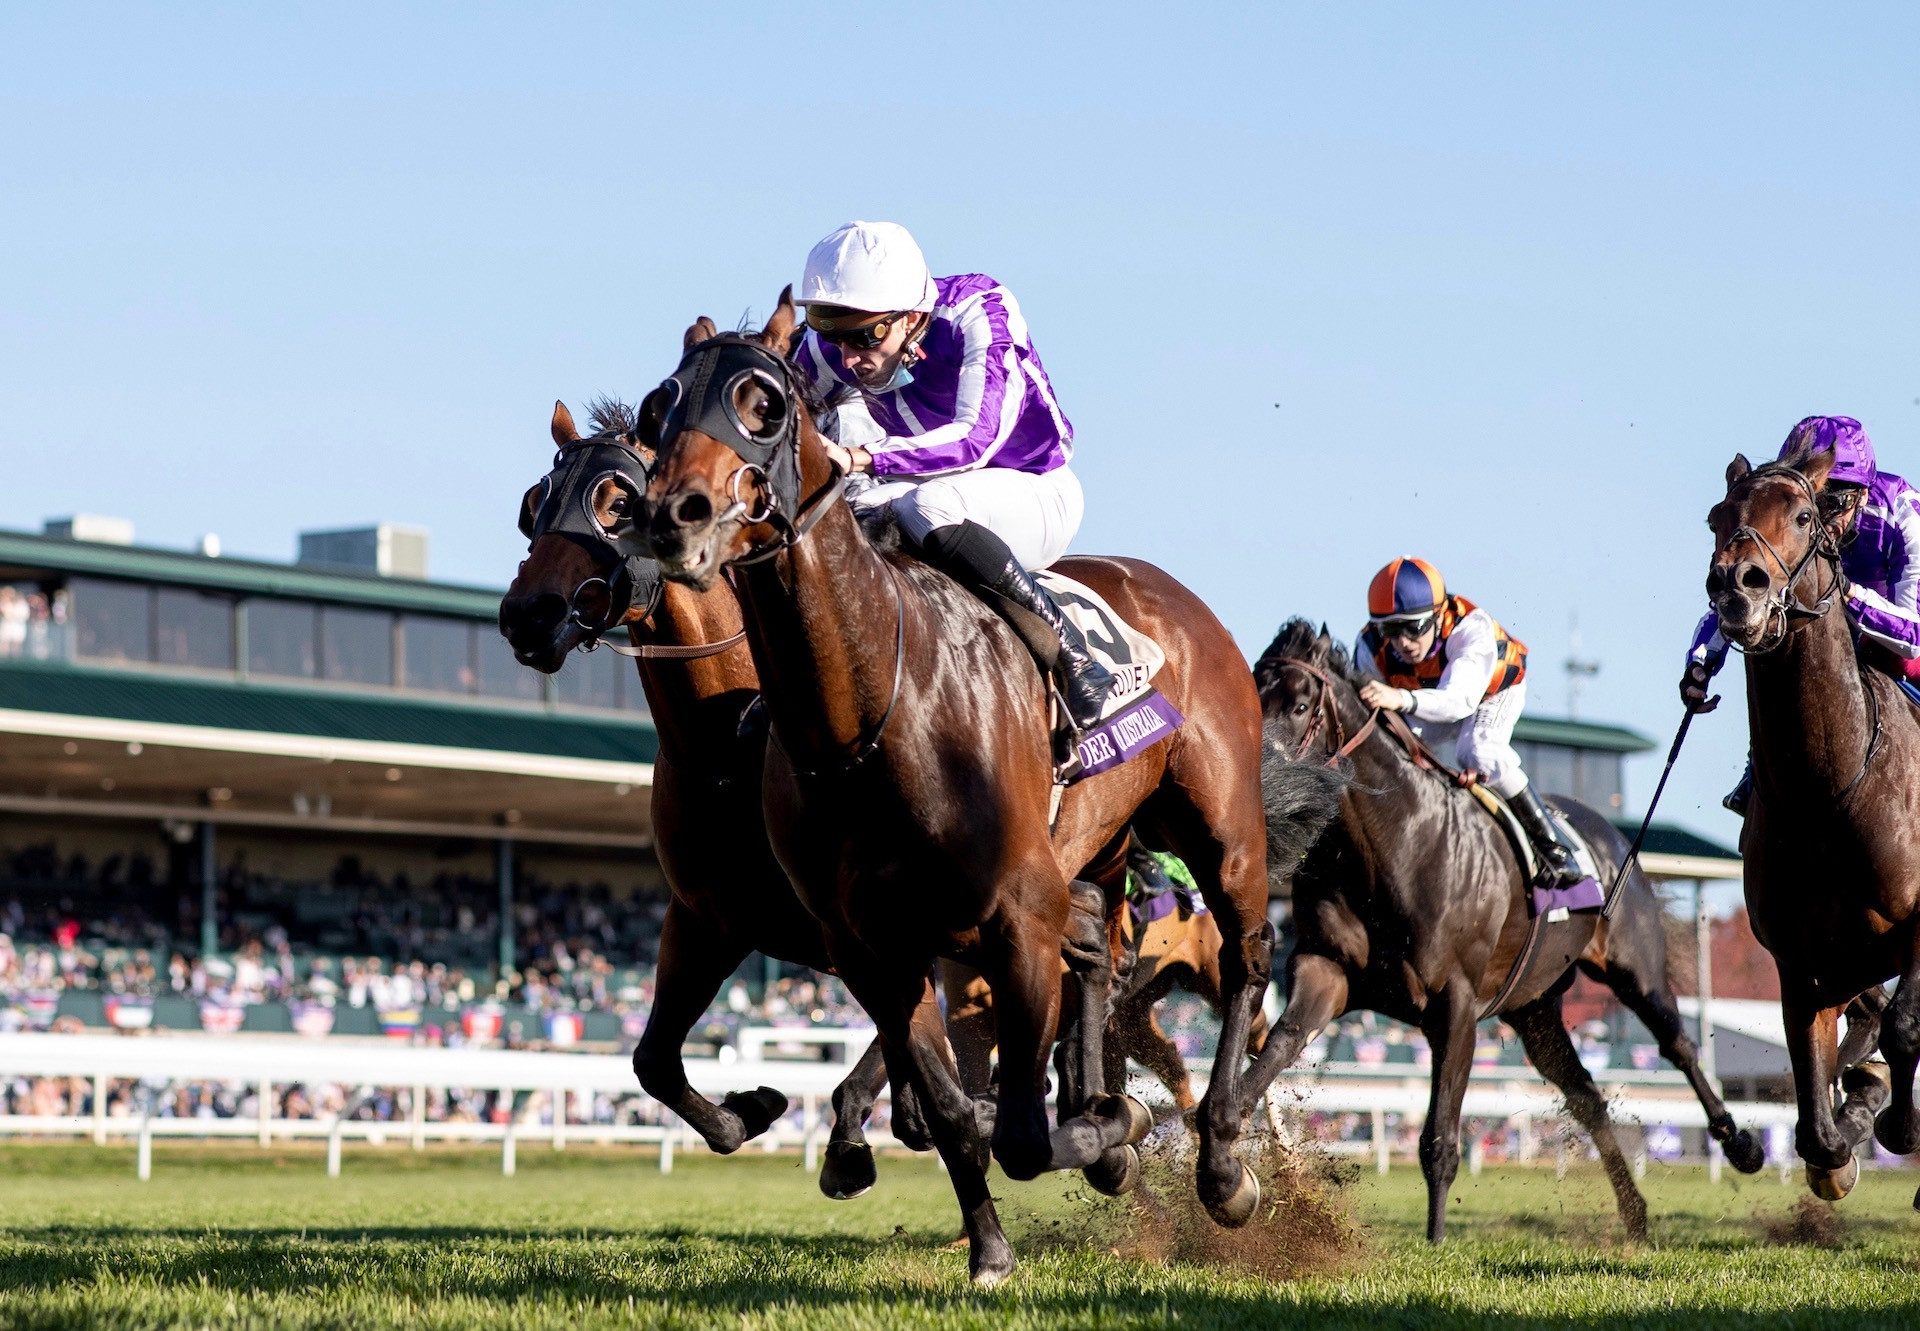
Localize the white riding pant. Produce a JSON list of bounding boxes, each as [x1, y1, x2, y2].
[[848, 464, 1085, 571], [1409, 680, 1531, 798]]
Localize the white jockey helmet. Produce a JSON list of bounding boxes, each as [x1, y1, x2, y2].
[[796, 221, 936, 315]]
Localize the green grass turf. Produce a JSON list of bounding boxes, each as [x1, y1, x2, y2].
[[0, 1141, 1914, 1329]]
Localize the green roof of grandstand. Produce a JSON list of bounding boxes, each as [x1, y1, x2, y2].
[[1511, 715, 1653, 753], [0, 659, 657, 765], [1607, 819, 1739, 862], [0, 528, 500, 619]]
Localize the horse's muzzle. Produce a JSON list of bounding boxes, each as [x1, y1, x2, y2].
[[647, 490, 722, 585], [498, 591, 576, 673]]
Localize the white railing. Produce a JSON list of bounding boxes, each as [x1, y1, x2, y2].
[[0, 1029, 1816, 1183]]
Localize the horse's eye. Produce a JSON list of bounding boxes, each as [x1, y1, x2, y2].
[[1292, 701, 1309, 717], [1796, 509, 1813, 527], [609, 496, 628, 517]]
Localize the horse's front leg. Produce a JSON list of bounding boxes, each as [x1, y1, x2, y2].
[[1235, 952, 1349, 1122], [1782, 985, 1865, 1200], [1419, 982, 1480, 1244], [632, 900, 786, 1152], [819, 1035, 889, 1200], [1874, 934, 1920, 1158], [1194, 914, 1276, 1228], [833, 947, 1010, 1287]]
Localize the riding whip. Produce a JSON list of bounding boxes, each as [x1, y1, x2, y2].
[[1603, 703, 1709, 916]]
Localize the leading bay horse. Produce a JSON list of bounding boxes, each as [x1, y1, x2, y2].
[[498, 400, 907, 1199], [641, 294, 1322, 1284], [1250, 619, 1763, 1242], [1705, 443, 1920, 1204]]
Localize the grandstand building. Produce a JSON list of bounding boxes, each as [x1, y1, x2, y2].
[[0, 519, 1739, 1039]]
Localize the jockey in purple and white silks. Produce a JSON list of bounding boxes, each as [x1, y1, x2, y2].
[[791, 220, 1114, 742], [1679, 415, 1920, 815]]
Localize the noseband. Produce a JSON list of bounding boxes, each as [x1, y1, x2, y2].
[[1273, 660, 1383, 767], [1718, 463, 1847, 656]]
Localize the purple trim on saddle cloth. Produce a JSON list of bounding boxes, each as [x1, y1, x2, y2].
[[1130, 885, 1211, 932], [1531, 876, 1604, 917], [1071, 689, 1184, 781]]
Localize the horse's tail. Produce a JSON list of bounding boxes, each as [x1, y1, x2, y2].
[[1260, 741, 1346, 893]]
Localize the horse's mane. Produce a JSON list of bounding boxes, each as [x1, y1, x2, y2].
[[1251, 617, 1365, 696], [586, 396, 638, 437]]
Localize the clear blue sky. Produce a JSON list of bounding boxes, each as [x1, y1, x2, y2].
[[4, 4, 1917, 847]]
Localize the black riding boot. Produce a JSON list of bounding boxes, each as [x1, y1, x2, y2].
[[1723, 757, 1753, 818], [917, 520, 1114, 731], [1508, 786, 1583, 889]]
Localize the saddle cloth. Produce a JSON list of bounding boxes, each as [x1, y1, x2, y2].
[[1465, 785, 1605, 918], [1034, 569, 1184, 780]]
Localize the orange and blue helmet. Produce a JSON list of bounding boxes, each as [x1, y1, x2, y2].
[[1367, 557, 1446, 625]]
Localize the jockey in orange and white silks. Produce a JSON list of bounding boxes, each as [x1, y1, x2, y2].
[[1355, 557, 1581, 888], [790, 220, 1112, 741]]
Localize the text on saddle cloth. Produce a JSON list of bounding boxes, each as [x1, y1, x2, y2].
[[1465, 785, 1605, 919], [1033, 569, 1166, 706]]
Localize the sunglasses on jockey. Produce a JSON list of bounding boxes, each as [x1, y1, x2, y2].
[[805, 304, 903, 350], [1372, 612, 1437, 641]]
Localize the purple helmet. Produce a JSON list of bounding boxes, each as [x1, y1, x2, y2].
[[1778, 415, 1875, 488]]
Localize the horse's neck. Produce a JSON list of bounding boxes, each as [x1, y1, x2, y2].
[[1330, 685, 1466, 878], [632, 583, 757, 765], [735, 479, 903, 765], [1747, 605, 1872, 800]]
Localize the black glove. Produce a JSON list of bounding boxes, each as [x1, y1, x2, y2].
[[1679, 660, 1720, 714]]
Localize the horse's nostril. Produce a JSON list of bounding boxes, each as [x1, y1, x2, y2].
[[670, 492, 713, 528], [502, 593, 567, 642], [1738, 562, 1772, 592], [1705, 565, 1727, 595]]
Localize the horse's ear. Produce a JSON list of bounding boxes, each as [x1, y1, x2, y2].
[[1800, 445, 1838, 492], [1725, 453, 1752, 489], [761, 286, 801, 356], [1313, 623, 1333, 666], [551, 400, 579, 447], [682, 317, 719, 352]]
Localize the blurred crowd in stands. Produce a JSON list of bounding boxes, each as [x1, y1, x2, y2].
[[0, 585, 65, 660]]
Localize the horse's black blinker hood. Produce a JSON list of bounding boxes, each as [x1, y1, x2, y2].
[[519, 434, 661, 636], [640, 335, 806, 526]]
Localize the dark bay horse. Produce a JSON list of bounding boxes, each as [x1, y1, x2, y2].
[[641, 295, 1317, 1284], [1706, 445, 1920, 1204], [1250, 619, 1763, 1242], [498, 400, 904, 1199]]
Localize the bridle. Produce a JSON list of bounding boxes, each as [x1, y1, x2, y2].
[[517, 431, 744, 661], [1716, 463, 1847, 657], [1716, 462, 1880, 804], [1271, 657, 1460, 782], [642, 332, 906, 777]]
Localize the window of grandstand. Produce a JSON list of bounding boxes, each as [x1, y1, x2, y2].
[[476, 633, 546, 703], [318, 605, 394, 687], [0, 583, 66, 661], [553, 640, 623, 710], [154, 587, 235, 671], [398, 614, 476, 695], [70, 577, 154, 663], [246, 598, 319, 679], [1514, 741, 1623, 811]]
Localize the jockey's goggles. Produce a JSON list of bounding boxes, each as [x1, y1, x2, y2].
[[1372, 612, 1437, 640], [806, 305, 899, 350]]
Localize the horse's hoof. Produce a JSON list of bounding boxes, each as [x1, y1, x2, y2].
[[1087, 1093, 1153, 1146], [1874, 1105, 1920, 1157], [1843, 1059, 1893, 1101], [1084, 1144, 1141, 1198], [819, 1141, 877, 1201], [968, 1241, 1016, 1289], [1202, 1160, 1261, 1229], [719, 1086, 789, 1143], [1806, 1154, 1859, 1202], [1723, 1128, 1766, 1175]]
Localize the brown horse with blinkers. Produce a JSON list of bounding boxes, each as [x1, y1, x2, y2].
[[640, 293, 1311, 1285], [499, 400, 911, 1200], [1705, 442, 1920, 1205]]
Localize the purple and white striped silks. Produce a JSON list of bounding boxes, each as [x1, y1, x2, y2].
[[795, 273, 1074, 479]]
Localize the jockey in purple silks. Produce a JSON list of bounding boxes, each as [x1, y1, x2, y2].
[[1680, 415, 1920, 815], [790, 220, 1114, 744]]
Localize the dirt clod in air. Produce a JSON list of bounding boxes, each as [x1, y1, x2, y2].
[[1035, 1126, 1366, 1281], [1758, 1194, 1846, 1248]]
